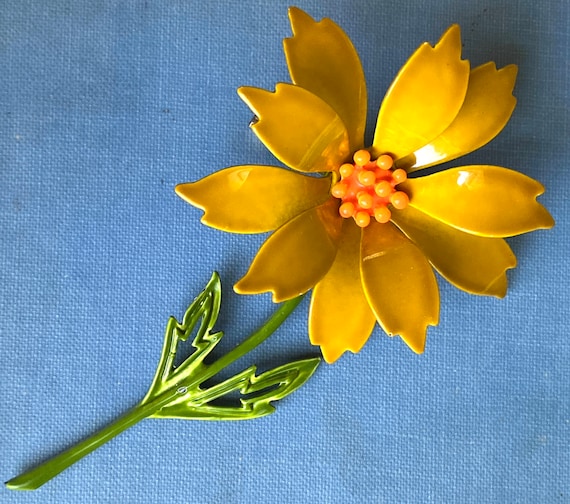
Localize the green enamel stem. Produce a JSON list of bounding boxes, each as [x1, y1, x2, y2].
[[6, 293, 306, 491], [196, 293, 306, 385], [5, 393, 173, 491]]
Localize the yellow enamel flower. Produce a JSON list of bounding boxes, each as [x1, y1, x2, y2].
[[176, 8, 553, 363]]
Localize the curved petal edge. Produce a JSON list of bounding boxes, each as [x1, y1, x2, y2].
[[234, 199, 342, 302], [238, 84, 350, 174], [391, 205, 517, 298], [372, 24, 470, 162], [284, 7, 367, 151], [175, 166, 331, 233], [402, 166, 555, 237], [360, 222, 440, 353], [309, 219, 376, 363], [404, 62, 518, 171]]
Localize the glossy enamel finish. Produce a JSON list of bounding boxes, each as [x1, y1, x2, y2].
[[238, 84, 350, 173], [175, 166, 331, 233], [361, 222, 439, 353], [177, 9, 554, 363], [284, 7, 367, 150], [402, 166, 555, 237], [406, 63, 518, 171], [234, 199, 342, 302], [372, 25, 470, 162], [391, 205, 516, 297], [309, 219, 376, 363]]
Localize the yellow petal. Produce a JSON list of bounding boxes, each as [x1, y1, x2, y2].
[[405, 63, 518, 171], [175, 166, 331, 233], [360, 222, 439, 353], [402, 166, 555, 237], [372, 25, 470, 161], [283, 7, 367, 150], [390, 205, 516, 297], [309, 219, 376, 363], [234, 198, 342, 302], [238, 84, 350, 173]]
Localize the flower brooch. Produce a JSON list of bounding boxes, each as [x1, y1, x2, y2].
[[177, 7, 553, 362], [7, 7, 554, 491]]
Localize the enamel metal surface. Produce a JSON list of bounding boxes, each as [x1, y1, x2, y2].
[[390, 205, 516, 297], [234, 199, 342, 302], [309, 219, 376, 363], [402, 165, 555, 237], [284, 7, 367, 151], [406, 63, 518, 171], [175, 166, 331, 233], [238, 84, 350, 173], [360, 222, 439, 353], [372, 25, 470, 162]]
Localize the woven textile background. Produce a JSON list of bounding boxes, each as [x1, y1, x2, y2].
[[1, 1, 568, 502]]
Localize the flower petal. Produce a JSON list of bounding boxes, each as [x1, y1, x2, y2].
[[390, 205, 516, 297], [404, 63, 518, 171], [372, 25, 470, 161], [309, 219, 376, 363], [401, 166, 555, 237], [360, 222, 439, 353], [176, 166, 331, 233], [283, 7, 367, 151], [238, 84, 350, 173], [234, 199, 342, 302]]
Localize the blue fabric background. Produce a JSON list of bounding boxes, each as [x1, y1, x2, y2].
[[1, 1, 568, 502]]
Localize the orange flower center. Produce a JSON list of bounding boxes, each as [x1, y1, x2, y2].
[[330, 149, 409, 228]]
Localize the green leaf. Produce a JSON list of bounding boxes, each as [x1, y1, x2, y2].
[[142, 272, 223, 402], [5, 272, 319, 490], [142, 272, 320, 420], [151, 357, 320, 421]]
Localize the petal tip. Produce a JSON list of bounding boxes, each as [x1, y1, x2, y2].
[[477, 60, 518, 90], [174, 182, 186, 198], [438, 24, 462, 54], [398, 318, 438, 354], [174, 181, 219, 228], [540, 210, 555, 229], [287, 6, 315, 34], [233, 278, 264, 298], [234, 278, 303, 303], [237, 86, 267, 116], [401, 333, 426, 354], [500, 62, 519, 81], [175, 182, 199, 205], [483, 254, 517, 298], [320, 346, 343, 364], [319, 344, 367, 364], [534, 193, 555, 230], [233, 277, 253, 295], [484, 273, 510, 298], [443, 23, 461, 38]]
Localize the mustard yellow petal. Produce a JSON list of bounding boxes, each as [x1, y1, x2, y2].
[[283, 7, 367, 151], [238, 84, 350, 173], [402, 166, 555, 237], [405, 63, 518, 171], [360, 222, 439, 353], [175, 166, 331, 233], [390, 205, 516, 297], [234, 199, 342, 302], [372, 25, 470, 161], [309, 219, 376, 363]]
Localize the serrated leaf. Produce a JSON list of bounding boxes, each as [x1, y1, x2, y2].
[[142, 272, 320, 421], [5, 272, 320, 490], [151, 357, 320, 421], [243, 357, 320, 404], [142, 272, 223, 403]]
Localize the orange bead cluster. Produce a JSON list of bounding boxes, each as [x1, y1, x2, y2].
[[331, 150, 409, 227]]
